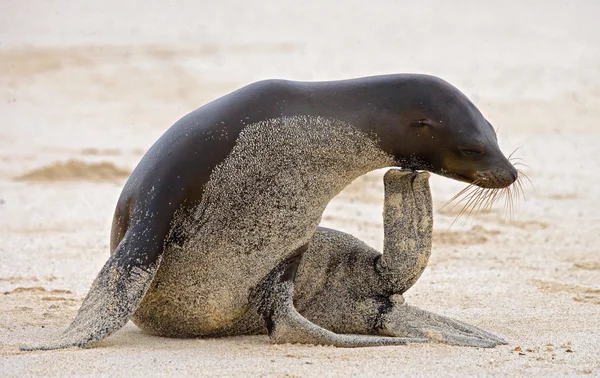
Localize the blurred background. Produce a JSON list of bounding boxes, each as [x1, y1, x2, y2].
[[2, 0, 598, 146]]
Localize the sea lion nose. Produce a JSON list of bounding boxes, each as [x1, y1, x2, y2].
[[509, 165, 518, 182], [476, 166, 517, 189]]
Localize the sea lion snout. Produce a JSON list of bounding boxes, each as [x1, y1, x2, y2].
[[475, 166, 518, 188], [437, 150, 518, 189]]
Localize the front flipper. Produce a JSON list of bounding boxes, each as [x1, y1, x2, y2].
[[376, 169, 433, 294], [378, 295, 507, 348]]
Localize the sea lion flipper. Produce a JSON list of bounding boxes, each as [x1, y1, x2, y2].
[[256, 251, 427, 347], [266, 280, 427, 347], [21, 222, 164, 351], [370, 170, 505, 347], [376, 169, 433, 294], [378, 297, 507, 348]]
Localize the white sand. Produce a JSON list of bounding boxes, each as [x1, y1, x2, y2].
[[1, 0, 599, 376]]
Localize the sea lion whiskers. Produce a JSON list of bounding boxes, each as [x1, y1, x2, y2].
[[446, 185, 505, 228], [437, 179, 489, 228], [439, 151, 532, 227], [435, 179, 481, 214]]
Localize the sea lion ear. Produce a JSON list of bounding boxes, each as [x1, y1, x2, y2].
[[486, 120, 499, 141]]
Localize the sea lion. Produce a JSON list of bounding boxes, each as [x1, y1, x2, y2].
[[22, 74, 517, 350]]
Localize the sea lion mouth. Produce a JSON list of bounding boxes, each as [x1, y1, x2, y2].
[[437, 169, 474, 184], [438, 166, 517, 189]]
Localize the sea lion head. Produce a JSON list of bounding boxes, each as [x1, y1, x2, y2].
[[382, 75, 518, 189]]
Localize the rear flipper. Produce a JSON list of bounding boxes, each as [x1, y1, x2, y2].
[[20, 225, 164, 351], [20, 173, 185, 352], [20, 187, 175, 352], [255, 250, 427, 347], [378, 295, 507, 348], [21, 247, 159, 351]]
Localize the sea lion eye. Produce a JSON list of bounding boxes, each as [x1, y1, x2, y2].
[[412, 120, 429, 128], [461, 148, 483, 155]]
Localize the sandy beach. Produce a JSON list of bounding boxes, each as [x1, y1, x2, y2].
[[1, 0, 599, 376]]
